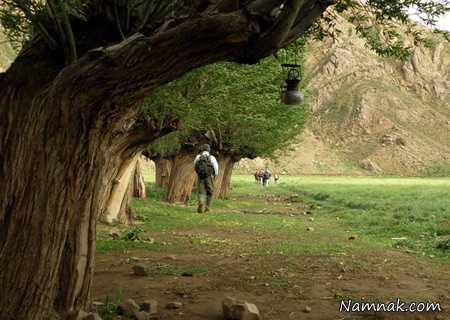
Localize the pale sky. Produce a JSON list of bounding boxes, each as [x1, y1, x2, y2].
[[409, 11, 450, 31], [436, 13, 450, 30]]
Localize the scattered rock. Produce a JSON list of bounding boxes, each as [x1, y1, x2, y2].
[[436, 236, 450, 250], [359, 159, 381, 173], [304, 306, 312, 313], [140, 300, 158, 315], [309, 217, 314, 222], [83, 313, 103, 320], [119, 298, 141, 317], [306, 227, 314, 232], [166, 302, 183, 310], [109, 228, 121, 240], [181, 272, 193, 277], [92, 301, 105, 308], [134, 311, 151, 320], [166, 255, 177, 260], [222, 297, 261, 320], [132, 264, 149, 276], [66, 310, 89, 320], [129, 256, 140, 262]]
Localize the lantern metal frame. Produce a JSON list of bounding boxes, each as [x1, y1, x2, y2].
[[280, 63, 304, 105]]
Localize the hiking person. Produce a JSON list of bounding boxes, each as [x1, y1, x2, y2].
[[262, 168, 272, 186], [274, 172, 280, 184], [257, 168, 264, 184], [194, 144, 219, 213], [255, 168, 263, 184], [254, 169, 260, 183]]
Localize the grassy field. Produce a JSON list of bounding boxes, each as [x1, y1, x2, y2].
[[95, 175, 450, 319], [98, 175, 450, 262]]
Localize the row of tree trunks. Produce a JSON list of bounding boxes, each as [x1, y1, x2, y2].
[[213, 155, 233, 198], [132, 158, 147, 199], [154, 157, 173, 189], [166, 151, 197, 203], [102, 156, 147, 225], [102, 155, 140, 224], [218, 158, 237, 199], [162, 151, 238, 203]]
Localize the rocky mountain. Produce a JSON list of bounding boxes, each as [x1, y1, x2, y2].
[[0, 31, 15, 72], [239, 13, 450, 176]]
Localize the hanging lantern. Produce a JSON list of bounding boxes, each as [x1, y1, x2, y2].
[[280, 63, 304, 105]]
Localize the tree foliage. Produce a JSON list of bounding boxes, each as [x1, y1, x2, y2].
[[145, 40, 310, 160]]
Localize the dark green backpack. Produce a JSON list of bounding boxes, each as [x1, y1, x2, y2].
[[195, 154, 213, 179]]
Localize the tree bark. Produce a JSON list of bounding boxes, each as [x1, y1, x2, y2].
[[0, 47, 168, 319], [102, 155, 146, 225], [102, 155, 140, 225], [154, 157, 173, 189], [132, 157, 146, 199], [213, 155, 233, 198], [166, 151, 196, 203], [218, 158, 237, 199]]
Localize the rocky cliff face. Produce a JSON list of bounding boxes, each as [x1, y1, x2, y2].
[[0, 31, 15, 72], [239, 14, 450, 176]]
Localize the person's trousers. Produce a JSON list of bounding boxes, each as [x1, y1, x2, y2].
[[197, 177, 214, 211]]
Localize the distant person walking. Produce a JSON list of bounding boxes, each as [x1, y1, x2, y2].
[[255, 168, 264, 184], [194, 144, 219, 213], [262, 168, 272, 186]]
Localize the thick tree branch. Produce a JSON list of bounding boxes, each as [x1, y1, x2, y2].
[[247, 0, 285, 15], [284, 0, 334, 44], [262, 0, 306, 48], [113, 3, 126, 40], [52, 12, 251, 112], [237, 0, 326, 62], [56, 0, 77, 63]]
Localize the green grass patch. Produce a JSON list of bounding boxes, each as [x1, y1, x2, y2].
[[98, 175, 450, 265]]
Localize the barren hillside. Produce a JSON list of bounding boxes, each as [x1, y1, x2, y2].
[[0, 31, 15, 72], [238, 14, 450, 176]]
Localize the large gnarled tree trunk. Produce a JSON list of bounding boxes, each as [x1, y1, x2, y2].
[[102, 155, 146, 225], [213, 154, 232, 198], [218, 156, 239, 199], [154, 156, 173, 189], [166, 150, 197, 203], [0, 1, 329, 318], [213, 154, 240, 199]]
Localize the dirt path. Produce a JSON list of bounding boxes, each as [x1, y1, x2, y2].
[[94, 199, 450, 320]]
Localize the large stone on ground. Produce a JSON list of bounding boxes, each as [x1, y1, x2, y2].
[[119, 298, 141, 317], [66, 310, 89, 320], [222, 297, 261, 320], [140, 299, 158, 315], [166, 301, 183, 309], [132, 264, 149, 276], [83, 313, 103, 320], [134, 311, 151, 320]]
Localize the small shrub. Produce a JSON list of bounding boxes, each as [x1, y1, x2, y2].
[[436, 239, 450, 251], [98, 291, 123, 320]]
